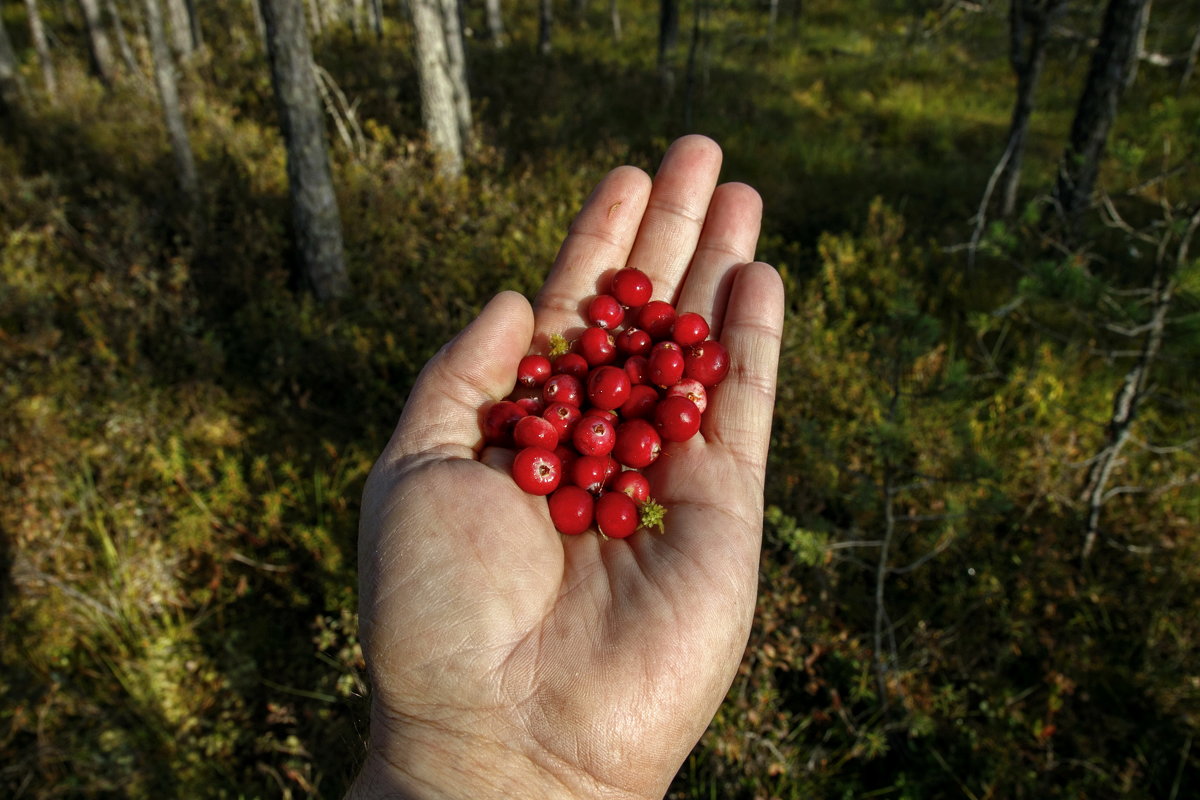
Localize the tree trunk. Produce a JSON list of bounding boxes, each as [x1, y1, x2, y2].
[[439, 0, 472, 150], [538, 0, 552, 54], [999, 0, 1065, 217], [609, 0, 620, 42], [410, 0, 464, 176], [306, 0, 323, 36], [260, 0, 350, 300], [0, 12, 23, 113], [1053, 0, 1149, 234], [185, 0, 203, 50], [1123, 0, 1150, 89], [163, 0, 195, 59], [351, 0, 364, 36], [105, 0, 143, 77], [485, 0, 504, 46], [78, 0, 118, 85], [23, 0, 57, 96], [1179, 24, 1199, 93], [251, 0, 267, 49], [142, 0, 199, 211], [370, 0, 384, 39], [658, 0, 679, 96]]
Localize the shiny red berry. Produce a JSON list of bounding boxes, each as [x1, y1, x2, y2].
[[543, 402, 582, 441], [615, 327, 652, 357], [587, 365, 632, 411], [683, 340, 730, 387], [554, 352, 589, 379], [572, 455, 616, 495], [612, 419, 662, 469], [513, 415, 559, 450], [517, 354, 553, 387], [624, 355, 649, 386], [666, 378, 708, 413], [548, 485, 595, 535], [595, 491, 638, 539], [611, 471, 650, 503], [648, 341, 685, 387], [671, 312, 710, 347], [573, 415, 616, 457], [610, 268, 653, 307], [586, 294, 625, 330], [542, 373, 584, 407], [654, 395, 702, 442], [512, 447, 562, 495], [577, 326, 617, 366], [637, 300, 676, 341]]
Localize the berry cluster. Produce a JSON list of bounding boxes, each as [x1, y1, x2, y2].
[[482, 268, 730, 539]]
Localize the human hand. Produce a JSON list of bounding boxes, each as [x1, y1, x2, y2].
[[347, 135, 785, 800]]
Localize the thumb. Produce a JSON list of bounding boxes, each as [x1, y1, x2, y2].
[[385, 291, 534, 461]]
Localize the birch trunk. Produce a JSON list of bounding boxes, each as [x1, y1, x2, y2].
[[78, 0, 118, 85], [142, 0, 199, 209], [439, 0, 472, 151], [411, 0, 464, 177], [485, 0, 504, 46], [24, 0, 57, 95]]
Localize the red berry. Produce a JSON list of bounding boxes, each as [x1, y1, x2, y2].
[[637, 301, 676, 341], [577, 326, 617, 367], [554, 444, 579, 477], [554, 352, 589, 379], [611, 471, 650, 503], [573, 415, 616, 457], [586, 294, 625, 330], [612, 419, 662, 469], [512, 447, 562, 495], [666, 378, 708, 413], [684, 340, 730, 387], [513, 415, 559, 450], [624, 355, 650, 386], [517, 354, 553, 387], [572, 455, 616, 495], [543, 373, 584, 407], [647, 341, 685, 387], [543, 402, 582, 441], [483, 401, 527, 446], [619, 384, 659, 420], [548, 486, 595, 535], [595, 491, 639, 539], [587, 365, 632, 410], [615, 327, 652, 357], [671, 312, 710, 347], [610, 268, 653, 307], [514, 395, 545, 416], [654, 395, 702, 442]]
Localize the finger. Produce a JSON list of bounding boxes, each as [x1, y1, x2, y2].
[[532, 166, 651, 347], [674, 182, 763, 337], [625, 135, 724, 301], [703, 262, 785, 484], [384, 291, 535, 461]]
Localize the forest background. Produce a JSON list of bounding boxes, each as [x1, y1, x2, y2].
[[2, 0, 1199, 797]]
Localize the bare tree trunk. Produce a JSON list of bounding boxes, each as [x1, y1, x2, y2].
[[999, 0, 1065, 217], [1081, 209, 1200, 560], [23, 0, 57, 96], [142, 0, 199, 212], [485, 0, 504, 46], [306, 0, 323, 36], [163, 0, 194, 59], [658, 0, 678, 96], [105, 0, 143, 77], [0, 12, 24, 113], [185, 0, 203, 50], [1179, 24, 1199, 93], [251, 0, 267, 48], [370, 0, 384, 39], [410, 0, 464, 176], [260, 0, 350, 300], [438, 0, 472, 151], [78, 0, 118, 85], [609, 0, 620, 42], [351, 0, 365, 36], [538, 0, 552, 54], [1053, 0, 1149, 234], [766, 0, 778, 47], [1123, 0, 1151, 89]]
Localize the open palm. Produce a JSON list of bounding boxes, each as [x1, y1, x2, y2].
[[350, 136, 785, 800]]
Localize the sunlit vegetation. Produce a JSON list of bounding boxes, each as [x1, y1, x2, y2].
[[2, 0, 1198, 796]]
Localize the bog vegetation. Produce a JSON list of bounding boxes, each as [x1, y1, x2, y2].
[[2, 0, 1199, 797]]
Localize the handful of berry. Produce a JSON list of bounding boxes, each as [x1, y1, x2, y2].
[[482, 267, 729, 539]]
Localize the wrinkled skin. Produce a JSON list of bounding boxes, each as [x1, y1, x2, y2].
[[348, 136, 785, 800]]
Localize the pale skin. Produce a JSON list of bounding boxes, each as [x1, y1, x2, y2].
[[347, 135, 786, 800]]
